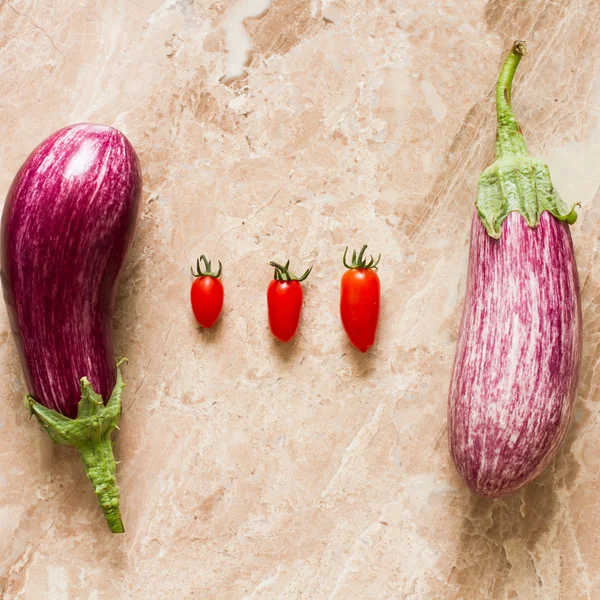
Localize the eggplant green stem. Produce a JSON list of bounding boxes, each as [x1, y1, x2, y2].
[[474, 40, 579, 238], [495, 41, 528, 159], [77, 435, 122, 532], [25, 359, 126, 533]]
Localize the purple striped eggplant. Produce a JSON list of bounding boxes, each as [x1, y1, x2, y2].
[[1, 123, 142, 532], [448, 42, 582, 497]]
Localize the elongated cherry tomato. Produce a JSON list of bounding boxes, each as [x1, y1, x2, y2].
[[267, 260, 312, 342], [340, 245, 380, 352], [190, 255, 223, 328]]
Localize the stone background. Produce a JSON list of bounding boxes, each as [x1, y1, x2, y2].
[[1, 0, 600, 598]]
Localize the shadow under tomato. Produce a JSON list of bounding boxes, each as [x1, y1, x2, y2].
[[342, 335, 376, 379], [193, 309, 226, 343], [269, 331, 302, 363]]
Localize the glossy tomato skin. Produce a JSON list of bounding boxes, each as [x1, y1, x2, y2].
[[191, 276, 224, 328], [267, 279, 303, 342], [340, 268, 380, 352]]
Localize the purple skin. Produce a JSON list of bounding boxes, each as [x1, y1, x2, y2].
[[0, 123, 141, 532], [1, 123, 141, 418], [448, 42, 582, 497], [448, 211, 581, 496]]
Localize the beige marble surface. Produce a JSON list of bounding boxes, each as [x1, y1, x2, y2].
[[1, 0, 600, 598]]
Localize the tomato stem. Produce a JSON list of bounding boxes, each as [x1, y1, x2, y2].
[[270, 260, 312, 282], [343, 245, 381, 270], [191, 255, 222, 278]]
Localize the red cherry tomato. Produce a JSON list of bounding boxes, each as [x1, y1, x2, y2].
[[340, 245, 380, 352], [267, 260, 312, 342], [190, 255, 223, 328]]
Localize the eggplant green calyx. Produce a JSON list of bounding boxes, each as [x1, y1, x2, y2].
[[25, 359, 126, 534], [270, 260, 312, 282], [476, 40, 579, 239], [343, 245, 381, 270], [191, 255, 222, 278]]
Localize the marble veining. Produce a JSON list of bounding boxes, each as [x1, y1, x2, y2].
[[1, 0, 600, 598]]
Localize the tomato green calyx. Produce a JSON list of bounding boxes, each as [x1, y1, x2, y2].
[[269, 260, 312, 282], [191, 255, 222, 278], [343, 245, 381, 270]]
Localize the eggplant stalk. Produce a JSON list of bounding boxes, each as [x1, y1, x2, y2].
[[476, 41, 578, 238], [495, 40, 528, 159], [25, 360, 126, 533]]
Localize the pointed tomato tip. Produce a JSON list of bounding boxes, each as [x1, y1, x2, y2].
[[274, 333, 295, 343], [353, 343, 372, 353]]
